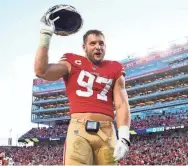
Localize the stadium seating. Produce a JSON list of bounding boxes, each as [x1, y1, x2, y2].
[[0, 145, 64, 165], [19, 109, 188, 140], [10, 44, 187, 165], [1, 129, 188, 165], [119, 130, 188, 165], [19, 124, 68, 139]]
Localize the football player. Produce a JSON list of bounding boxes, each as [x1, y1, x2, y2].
[[34, 17, 131, 165]]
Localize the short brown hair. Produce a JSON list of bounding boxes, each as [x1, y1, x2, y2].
[[83, 30, 105, 44]]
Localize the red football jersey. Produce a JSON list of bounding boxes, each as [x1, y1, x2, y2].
[[60, 53, 125, 119]]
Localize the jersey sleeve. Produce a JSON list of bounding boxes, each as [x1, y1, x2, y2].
[[59, 53, 75, 65], [59, 53, 80, 80], [114, 61, 126, 80]]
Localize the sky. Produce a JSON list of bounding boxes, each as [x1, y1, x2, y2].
[[1, 0, 188, 146]]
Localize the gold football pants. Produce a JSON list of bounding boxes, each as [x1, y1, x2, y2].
[[63, 118, 117, 165]]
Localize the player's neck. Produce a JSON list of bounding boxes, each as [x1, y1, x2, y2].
[[85, 55, 101, 66]]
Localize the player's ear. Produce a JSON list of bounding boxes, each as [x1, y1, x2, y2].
[[82, 44, 86, 52]]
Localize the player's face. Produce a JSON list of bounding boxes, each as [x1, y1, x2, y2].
[[83, 34, 106, 64]]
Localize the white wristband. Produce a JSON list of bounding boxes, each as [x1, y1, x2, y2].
[[39, 34, 52, 48], [118, 125, 130, 142]]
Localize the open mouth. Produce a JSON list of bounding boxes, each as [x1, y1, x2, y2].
[[95, 52, 102, 56]]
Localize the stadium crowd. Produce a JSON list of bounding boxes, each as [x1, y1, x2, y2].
[[0, 145, 64, 165], [119, 130, 188, 165], [32, 91, 187, 112], [1, 129, 188, 165], [126, 70, 187, 88], [19, 124, 68, 139], [129, 83, 188, 99], [10, 68, 187, 165], [32, 97, 188, 116], [34, 93, 66, 101], [131, 109, 188, 129], [21, 108, 188, 140], [130, 96, 187, 109]]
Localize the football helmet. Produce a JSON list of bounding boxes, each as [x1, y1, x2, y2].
[[41, 4, 83, 36]]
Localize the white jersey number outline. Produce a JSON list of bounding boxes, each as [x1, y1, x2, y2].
[[76, 70, 113, 101]]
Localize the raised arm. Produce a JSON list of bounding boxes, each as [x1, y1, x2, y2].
[[34, 15, 71, 81], [34, 46, 70, 81]]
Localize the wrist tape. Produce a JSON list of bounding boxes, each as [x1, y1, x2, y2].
[[39, 33, 52, 48]]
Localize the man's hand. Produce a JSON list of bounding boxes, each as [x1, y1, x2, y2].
[[113, 126, 130, 161], [40, 21, 55, 37], [113, 138, 129, 161], [39, 13, 58, 48], [40, 13, 58, 36]]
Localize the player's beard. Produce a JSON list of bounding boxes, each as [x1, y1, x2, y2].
[[86, 51, 104, 65]]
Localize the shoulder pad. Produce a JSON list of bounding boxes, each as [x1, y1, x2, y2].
[[113, 61, 126, 78], [59, 53, 83, 66]]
